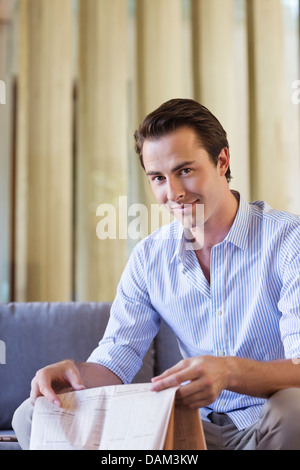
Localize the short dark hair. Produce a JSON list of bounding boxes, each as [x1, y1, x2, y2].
[[134, 98, 232, 183]]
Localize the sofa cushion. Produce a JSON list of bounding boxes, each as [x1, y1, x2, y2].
[[0, 302, 154, 430], [154, 319, 183, 376]]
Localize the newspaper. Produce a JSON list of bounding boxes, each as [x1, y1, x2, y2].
[[29, 383, 178, 450]]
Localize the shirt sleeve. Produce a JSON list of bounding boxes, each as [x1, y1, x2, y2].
[[278, 221, 300, 359], [87, 239, 161, 383]]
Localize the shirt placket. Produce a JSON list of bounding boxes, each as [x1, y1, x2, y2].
[[210, 243, 228, 409], [181, 250, 210, 298], [210, 243, 226, 359]]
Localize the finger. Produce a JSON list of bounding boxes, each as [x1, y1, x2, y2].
[[151, 375, 179, 391], [151, 362, 202, 392], [30, 375, 61, 407], [175, 385, 213, 409], [176, 376, 206, 399], [176, 377, 218, 409], [152, 362, 185, 382], [63, 364, 85, 392], [152, 368, 196, 392], [152, 357, 199, 384], [151, 364, 186, 391], [30, 379, 40, 405], [176, 393, 213, 409]]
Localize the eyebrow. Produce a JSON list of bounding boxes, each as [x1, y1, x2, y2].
[[145, 160, 196, 176]]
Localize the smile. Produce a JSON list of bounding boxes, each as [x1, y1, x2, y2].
[[168, 199, 200, 212]]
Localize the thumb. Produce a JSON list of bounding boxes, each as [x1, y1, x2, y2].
[[64, 363, 86, 391]]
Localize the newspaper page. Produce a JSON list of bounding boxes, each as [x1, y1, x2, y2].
[[29, 383, 178, 450]]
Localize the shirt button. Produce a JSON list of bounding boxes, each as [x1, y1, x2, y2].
[[215, 309, 222, 316], [220, 400, 226, 407], [217, 350, 225, 356]]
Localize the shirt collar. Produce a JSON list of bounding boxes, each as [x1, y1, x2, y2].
[[225, 191, 250, 251], [170, 222, 186, 264], [170, 191, 250, 263]]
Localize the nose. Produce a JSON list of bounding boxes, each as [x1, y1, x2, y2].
[[167, 177, 186, 202]]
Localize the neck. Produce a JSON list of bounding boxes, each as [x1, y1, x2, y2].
[[191, 189, 239, 251]]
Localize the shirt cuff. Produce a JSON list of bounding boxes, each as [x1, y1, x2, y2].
[[86, 340, 143, 384]]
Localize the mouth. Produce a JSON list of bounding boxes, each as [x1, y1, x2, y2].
[[168, 199, 200, 212]]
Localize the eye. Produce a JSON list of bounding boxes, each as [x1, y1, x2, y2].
[[152, 175, 165, 183], [180, 168, 192, 175]]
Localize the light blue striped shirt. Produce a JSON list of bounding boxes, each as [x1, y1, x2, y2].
[[88, 192, 300, 430]]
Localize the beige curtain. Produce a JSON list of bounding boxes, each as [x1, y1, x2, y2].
[[15, 0, 73, 301], [1, 0, 298, 302], [248, 0, 288, 210], [75, 0, 128, 301]]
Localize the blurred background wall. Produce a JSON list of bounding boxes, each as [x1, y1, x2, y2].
[[0, 0, 299, 303]]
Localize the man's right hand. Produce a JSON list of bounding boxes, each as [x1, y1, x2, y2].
[[30, 359, 85, 407], [30, 359, 123, 407]]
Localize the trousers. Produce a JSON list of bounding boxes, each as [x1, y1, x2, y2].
[[12, 388, 300, 450]]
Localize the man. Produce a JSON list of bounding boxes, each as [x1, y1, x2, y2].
[[13, 98, 300, 450]]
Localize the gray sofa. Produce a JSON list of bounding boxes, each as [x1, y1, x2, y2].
[[0, 302, 182, 450]]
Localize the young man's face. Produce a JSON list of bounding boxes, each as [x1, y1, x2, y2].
[[142, 126, 229, 229]]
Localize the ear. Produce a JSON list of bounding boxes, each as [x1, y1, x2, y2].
[[217, 148, 229, 177]]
